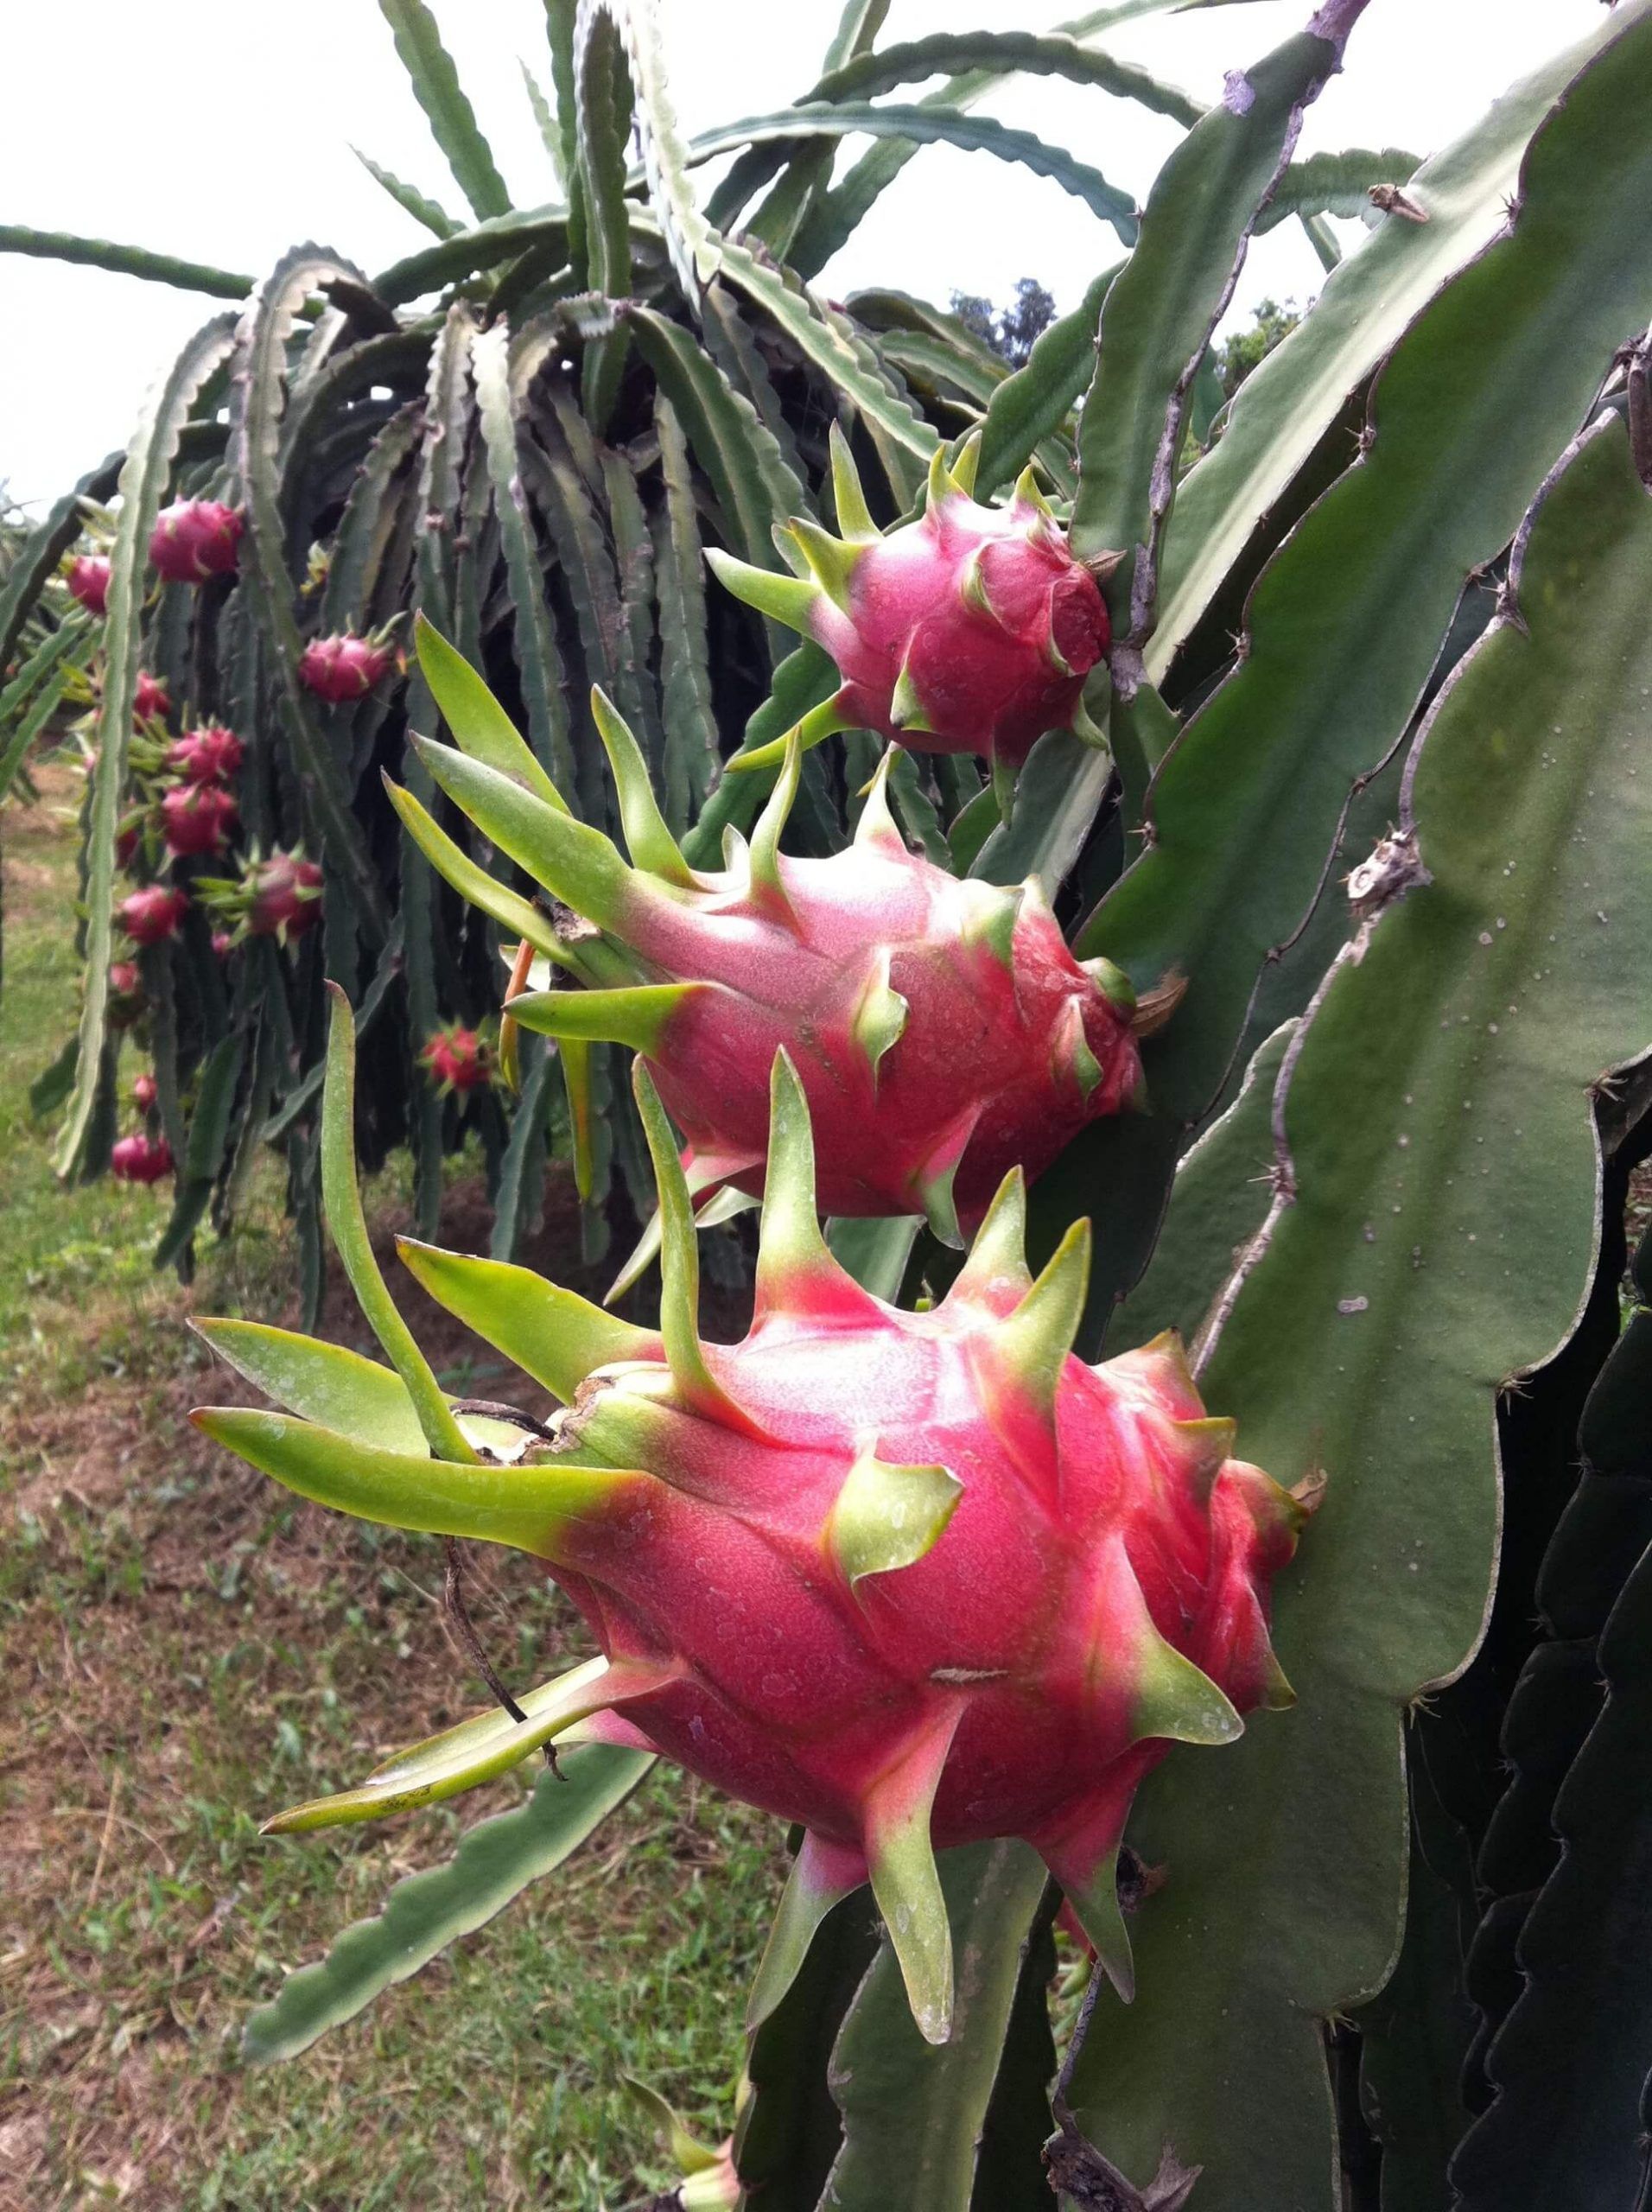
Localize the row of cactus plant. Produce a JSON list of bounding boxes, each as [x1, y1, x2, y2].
[[9, 0, 1652, 2204]]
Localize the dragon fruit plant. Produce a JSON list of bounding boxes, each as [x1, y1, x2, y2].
[[10, 0, 1652, 2204], [195, 998, 1310, 2044]]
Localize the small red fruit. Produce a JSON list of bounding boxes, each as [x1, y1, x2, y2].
[[132, 1071, 158, 1111], [107, 961, 144, 1029], [162, 781, 238, 857], [419, 1025, 495, 1096], [111, 1132, 174, 1185], [247, 852, 323, 942], [134, 673, 173, 724], [297, 632, 395, 703], [211, 930, 234, 960], [149, 500, 244, 585], [118, 884, 189, 945], [67, 555, 111, 616], [167, 725, 245, 785]]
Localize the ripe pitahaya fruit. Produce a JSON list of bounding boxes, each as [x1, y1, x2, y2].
[[162, 780, 238, 858], [149, 499, 244, 584], [192, 1010, 1312, 2044], [708, 432, 1109, 804], [419, 1024, 495, 1096], [118, 884, 189, 946], [168, 725, 244, 785], [199, 849, 324, 946], [298, 630, 396, 703], [111, 1132, 174, 1185], [134, 672, 173, 725], [67, 554, 111, 616], [248, 851, 323, 941], [388, 626, 1146, 1247], [132, 1071, 158, 1112]]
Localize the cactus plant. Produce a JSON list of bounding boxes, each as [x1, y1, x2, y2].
[[10, 0, 1652, 2206]]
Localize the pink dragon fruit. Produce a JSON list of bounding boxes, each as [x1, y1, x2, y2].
[[106, 961, 144, 1029], [297, 630, 397, 703], [193, 1014, 1312, 2044], [388, 636, 1144, 1245], [198, 849, 324, 946], [118, 884, 189, 946], [419, 1024, 495, 1096], [132, 1071, 158, 1112], [161, 780, 238, 858], [111, 1132, 174, 1185], [167, 725, 244, 785], [707, 433, 1109, 802], [210, 929, 235, 961], [67, 555, 111, 616], [134, 672, 173, 725], [248, 852, 322, 941], [149, 499, 244, 584]]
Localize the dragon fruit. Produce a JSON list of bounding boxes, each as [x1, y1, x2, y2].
[[161, 780, 238, 858], [247, 852, 323, 941], [168, 725, 244, 785], [200, 850, 324, 945], [106, 961, 144, 1029], [111, 1132, 173, 1185], [132, 1071, 158, 1112], [118, 884, 189, 946], [298, 630, 396, 703], [707, 433, 1109, 804], [192, 1003, 1312, 2043], [419, 1024, 495, 1096], [67, 554, 111, 616], [149, 499, 244, 584], [387, 622, 1145, 1247], [134, 672, 172, 725]]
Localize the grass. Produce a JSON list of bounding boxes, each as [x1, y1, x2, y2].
[[0, 768, 779, 2210]]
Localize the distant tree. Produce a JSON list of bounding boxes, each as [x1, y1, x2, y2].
[[1213, 296, 1303, 399], [950, 278, 1058, 367]]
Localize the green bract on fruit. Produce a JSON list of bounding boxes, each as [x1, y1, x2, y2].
[[191, 996, 1312, 2044], [708, 431, 1109, 800], [387, 619, 1146, 1253]]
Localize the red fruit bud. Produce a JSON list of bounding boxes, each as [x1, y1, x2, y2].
[[167, 724, 245, 785], [111, 1132, 175, 1185], [107, 960, 144, 1029], [149, 500, 244, 585], [132, 1071, 158, 1111], [162, 780, 238, 858], [134, 673, 173, 724], [211, 930, 234, 960], [118, 884, 189, 945], [297, 632, 395, 703], [247, 852, 323, 942], [419, 1025, 495, 1096], [67, 555, 111, 616]]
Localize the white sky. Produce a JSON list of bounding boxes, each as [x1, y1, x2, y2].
[[0, 0, 1600, 509]]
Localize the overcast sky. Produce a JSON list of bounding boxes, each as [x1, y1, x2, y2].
[[0, 0, 1600, 509]]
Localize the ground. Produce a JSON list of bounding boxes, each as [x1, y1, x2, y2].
[[0, 772, 778, 2212]]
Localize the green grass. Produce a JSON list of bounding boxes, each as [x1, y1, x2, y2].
[[0, 768, 780, 2209]]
